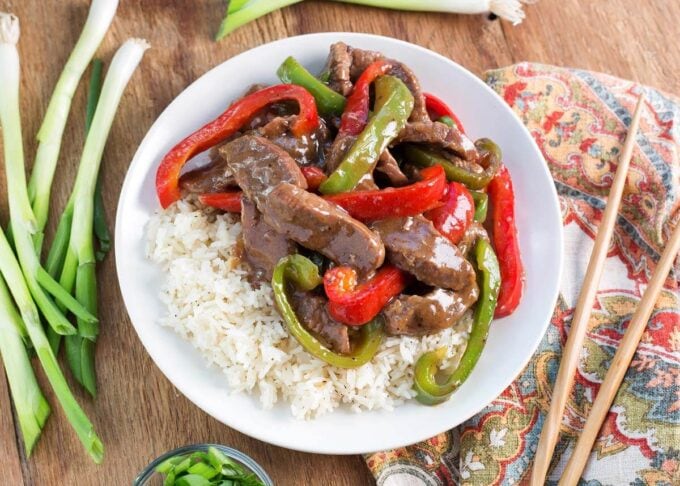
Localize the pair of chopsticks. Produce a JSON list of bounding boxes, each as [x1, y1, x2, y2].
[[531, 94, 680, 485]]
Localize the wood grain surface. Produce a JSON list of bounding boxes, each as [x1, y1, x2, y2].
[[0, 1, 677, 485]]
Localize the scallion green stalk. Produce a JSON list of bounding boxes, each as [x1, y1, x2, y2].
[[0, 272, 50, 456], [228, 0, 251, 14], [216, 0, 529, 38], [0, 13, 97, 337], [27, 0, 119, 238], [46, 59, 104, 356], [0, 13, 103, 463], [57, 39, 148, 394], [217, 0, 303, 39]]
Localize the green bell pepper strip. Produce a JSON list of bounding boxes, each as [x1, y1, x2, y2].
[[471, 191, 488, 222], [401, 137, 502, 190], [319, 75, 414, 195], [277, 56, 346, 116], [318, 70, 331, 83], [272, 255, 384, 368], [413, 238, 500, 405]]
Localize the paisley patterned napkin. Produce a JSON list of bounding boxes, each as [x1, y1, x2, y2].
[[366, 63, 680, 485]]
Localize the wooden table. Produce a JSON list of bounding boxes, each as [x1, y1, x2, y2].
[[1, 1, 677, 484]]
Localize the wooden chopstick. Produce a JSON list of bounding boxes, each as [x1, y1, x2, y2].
[[558, 222, 680, 485], [530, 94, 646, 485]]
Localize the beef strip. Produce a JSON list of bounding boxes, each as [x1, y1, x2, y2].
[[257, 116, 332, 166], [348, 46, 383, 78], [326, 42, 354, 96], [457, 222, 489, 257], [382, 61, 429, 122], [324, 133, 356, 173], [325, 42, 429, 122], [240, 198, 296, 282], [371, 215, 477, 291], [395, 121, 479, 162], [354, 173, 379, 191], [179, 147, 237, 194], [262, 182, 385, 274], [290, 289, 350, 354], [220, 135, 307, 210], [375, 149, 409, 186], [383, 287, 478, 336]]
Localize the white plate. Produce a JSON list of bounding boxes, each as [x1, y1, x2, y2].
[[116, 33, 563, 455]]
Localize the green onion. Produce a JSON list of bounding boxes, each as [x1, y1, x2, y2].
[[228, 0, 251, 14], [86, 59, 112, 262], [155, 446, 266, 486], [0, 271, 50, 455], [27, 0, 118, 240], [217, 0, 303, 39], [0, 13, 96, 337], [45, 58, 104, 356], [216, 0, 529, 38], [56, 39, 148, 394], [0, 12, 104, 464]]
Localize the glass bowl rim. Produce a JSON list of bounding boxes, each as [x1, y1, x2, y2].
[[133, 443, 273, 485]]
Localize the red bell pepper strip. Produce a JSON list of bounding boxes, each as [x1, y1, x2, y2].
[[300, 166, 327, 191], [324, 165, 447, 221], [424, 93, 465, 133], [487, 165, 524, 317], [324, 265, 410, 326], [156, 84, 319, 208], [339, 59, 391, 136], [425, 181, 474, 245], [198, 192, 242, 213], [198, 167, 327, 212]]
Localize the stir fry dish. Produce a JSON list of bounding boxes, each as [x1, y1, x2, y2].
[[154, 42, 524, 405]]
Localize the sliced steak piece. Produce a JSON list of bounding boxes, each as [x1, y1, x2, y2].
[[257, 116, 332, 166], [375, 149, 409, 186], [240, 198, 295, 282], [371, 215, 477, 291], [457, 222, 490, 257], [324, 133, 356, 173], [384, 61, 429, 122], [290, 289, 350, 354], [179, 147, 237, 194], [354, 173, 379, 191], [395, 121, 478, 161], [262, 182, 385, 274], [383, 287, 478, 336], [348, 46, 383, 78], [350, 49, 428, 122], [325, 42, 428, 122], [326, 42, 354, 97], [220, 135, 307, 210]]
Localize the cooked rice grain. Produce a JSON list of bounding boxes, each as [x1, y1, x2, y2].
[[146, 200, 470, 419]]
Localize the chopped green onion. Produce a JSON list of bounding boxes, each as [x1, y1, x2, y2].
[[155, 447, 266, 486], [27, 0, 118, 239]]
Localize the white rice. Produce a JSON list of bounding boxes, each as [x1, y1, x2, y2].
[[145, 200, 471, 419]]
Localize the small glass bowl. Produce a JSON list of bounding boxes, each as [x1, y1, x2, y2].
[[133, 443, 274, 486]]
